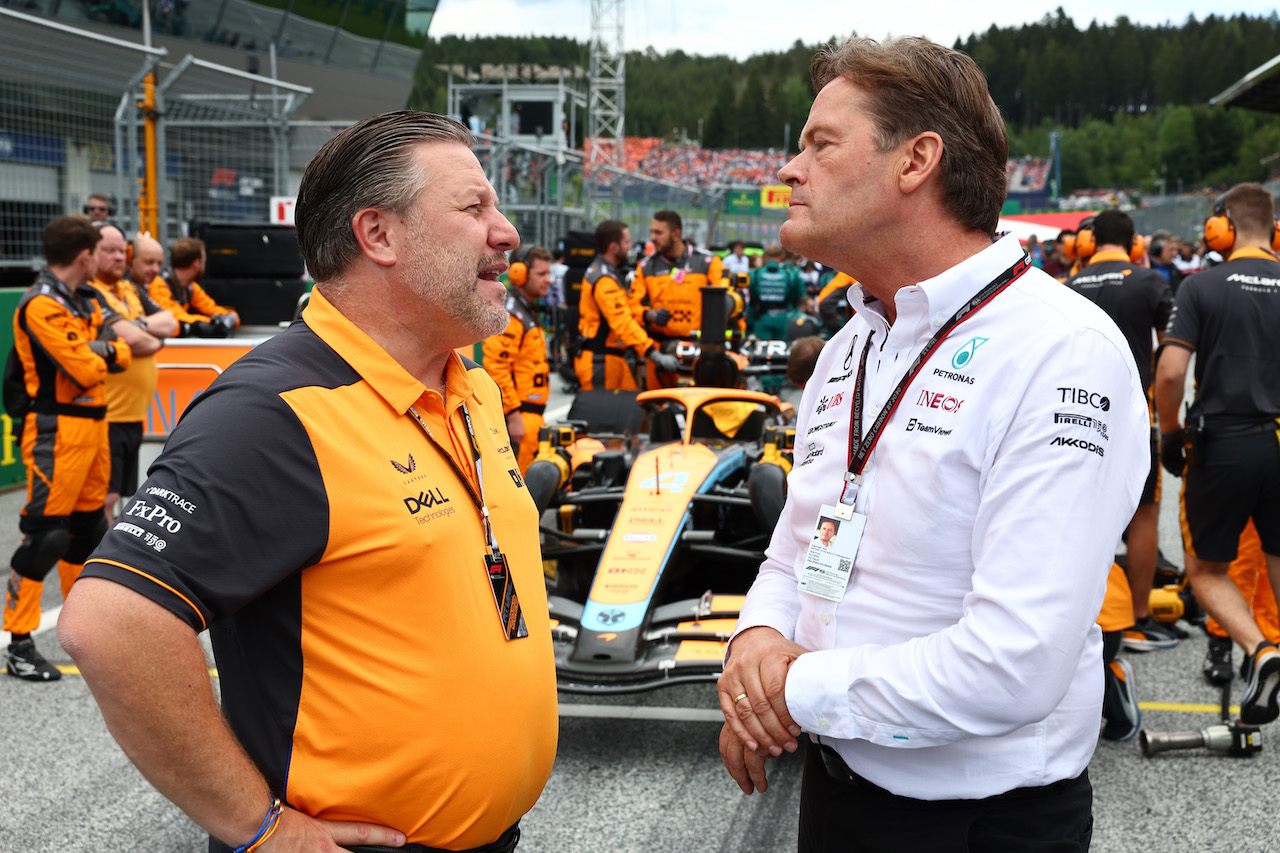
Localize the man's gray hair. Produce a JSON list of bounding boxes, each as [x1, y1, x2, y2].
[[295, 111, 475, 283]]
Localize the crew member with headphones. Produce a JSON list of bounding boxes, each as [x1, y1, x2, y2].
[[483, 245, 553, 473], [576, 220, 678, 391], [1066, 210, 1175, 652], [1156, 182, 1280, 725]]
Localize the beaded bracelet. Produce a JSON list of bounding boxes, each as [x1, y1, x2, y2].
[[233, 795, 283, 853]]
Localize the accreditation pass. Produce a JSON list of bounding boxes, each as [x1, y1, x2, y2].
[[797, 503, 866, 603]]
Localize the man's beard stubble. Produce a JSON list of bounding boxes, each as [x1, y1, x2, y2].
[[402, 237, 510, 341]]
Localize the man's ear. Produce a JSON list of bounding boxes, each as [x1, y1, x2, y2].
[[898, 132, 944, 195], [352, 208, 399, 268]]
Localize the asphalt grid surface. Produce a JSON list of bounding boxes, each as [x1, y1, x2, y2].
[[3, 372, 1279, 853]]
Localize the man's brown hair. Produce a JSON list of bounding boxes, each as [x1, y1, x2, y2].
[[595, 220, 627, 255], [763, 244, 786, 260], [653, 210, 682, 233], [811, 37, 1008, 236], [295, 111, 474, 283], [44, 215, 100, 267], [1223, 182, 1276, 237], [170, 237, 206, 270], [524, 246, 553, 265]]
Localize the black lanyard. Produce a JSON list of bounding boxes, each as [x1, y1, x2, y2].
[[840, 254, 1032, 504], [408, 402, 500, 556], [408, 401, 527, 639]]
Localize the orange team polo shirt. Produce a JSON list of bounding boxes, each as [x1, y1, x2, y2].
[[83, 288, 558, 850], [89, 277, 160, 423]]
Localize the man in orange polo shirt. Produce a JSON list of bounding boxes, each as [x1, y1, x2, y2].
[[87, 224, 178, 522], [60, 112, 557, 852]]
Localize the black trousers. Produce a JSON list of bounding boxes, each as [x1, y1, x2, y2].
[[798, 742, 1093, 853]]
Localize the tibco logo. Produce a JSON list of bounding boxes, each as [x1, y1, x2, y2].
[[1057, 388, 1110, 411]]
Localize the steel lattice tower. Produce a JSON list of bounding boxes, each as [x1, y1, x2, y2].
[[587, 0, 625, 219]]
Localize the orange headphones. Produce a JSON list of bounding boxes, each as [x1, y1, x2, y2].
[[508, 245, 533, 287], [1204, 198, 1280, 254], [1073, 216, 1146, 263]]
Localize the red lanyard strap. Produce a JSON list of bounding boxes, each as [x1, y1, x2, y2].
[[843, 254, 1032, 496]]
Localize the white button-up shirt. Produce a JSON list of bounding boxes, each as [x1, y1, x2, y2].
[[733, 235, 1149, 800]]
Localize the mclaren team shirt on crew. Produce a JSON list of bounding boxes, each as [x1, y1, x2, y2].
[[1163, 248, 1280, 430], [732, 234, 1150, 800], [1064, 250, 1172, 393], [82, 288, 558, 850]]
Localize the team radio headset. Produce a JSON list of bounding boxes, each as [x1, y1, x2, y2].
[[408, 403, 528, 640], [1070, 217, 1146, 264], [1203, 198, 1280, 254], [507, 244, 534, 287]]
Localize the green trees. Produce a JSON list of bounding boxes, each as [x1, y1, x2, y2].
[[406, 13, 1280, 192]]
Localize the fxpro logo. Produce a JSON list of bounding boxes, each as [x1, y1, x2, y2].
[[1050, 436, 1105, 457], [404, 487, 450, 515], [1058, 387, 1110, 411]]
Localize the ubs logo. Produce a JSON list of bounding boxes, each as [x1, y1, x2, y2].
[[816, 392, 845, 414], [404, 487, 450, 515]]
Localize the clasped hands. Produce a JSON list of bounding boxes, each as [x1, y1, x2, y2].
[[717, 626, 809, 795]]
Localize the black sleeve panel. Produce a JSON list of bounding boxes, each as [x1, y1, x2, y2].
[[83, 377, 330, 632]]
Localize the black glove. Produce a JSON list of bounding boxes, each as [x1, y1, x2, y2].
[[87, 340, 125, 373], [1160, 428, 1186, 476], [212, 313, 238, 334], [644, 308, 672, 327], [647, 348, 680, 373], [177, 321, 192, 338], [189, 320, 222, 338]]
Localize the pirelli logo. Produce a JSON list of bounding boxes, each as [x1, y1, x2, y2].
[[1054, 412, 1108, 440]]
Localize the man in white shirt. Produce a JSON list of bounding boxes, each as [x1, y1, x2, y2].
[[717, 36, 1149, 852], [723, 241, 752, 276]]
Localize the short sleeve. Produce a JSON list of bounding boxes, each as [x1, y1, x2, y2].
[[82, 378, 330, 632], [1164, 277, 1199, 351]]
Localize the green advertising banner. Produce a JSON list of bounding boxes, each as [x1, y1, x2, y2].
[[725, 191, 761, 216], [1, 288, 27, 490]]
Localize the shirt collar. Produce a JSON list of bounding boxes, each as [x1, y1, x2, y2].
[[303, 287, 477, 416], [1088, 250, 1131, 265], [848, 233, 1027, 326]]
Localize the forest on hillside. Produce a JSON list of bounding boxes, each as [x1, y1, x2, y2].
[[407, 10, 1280, 193]]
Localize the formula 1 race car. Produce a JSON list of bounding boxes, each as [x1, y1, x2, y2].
[[526, 286, 798, 693]]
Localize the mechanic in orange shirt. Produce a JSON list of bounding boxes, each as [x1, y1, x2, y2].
[[634, 210, 726, 387], [576, 220, 679, 390], [484, 245, 553, 472], [148, 237, 240, 337], [5, 216, 132, 682]]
